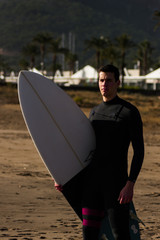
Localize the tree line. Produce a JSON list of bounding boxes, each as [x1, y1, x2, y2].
[[20, 32, 78, 77], [0, 10, 160, 82]]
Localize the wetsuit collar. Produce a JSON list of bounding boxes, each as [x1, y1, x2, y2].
[[103, 95, 119, 105]]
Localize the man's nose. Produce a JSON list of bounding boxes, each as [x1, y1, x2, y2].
[[103, 80, 108, 86]]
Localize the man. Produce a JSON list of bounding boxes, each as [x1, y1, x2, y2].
[[82, 64, 144, 240]]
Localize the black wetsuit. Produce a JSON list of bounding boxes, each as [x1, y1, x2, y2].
[[82, 95, 144, 240]]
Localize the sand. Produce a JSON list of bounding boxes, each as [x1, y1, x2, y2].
[[0, 95, 160, 240]]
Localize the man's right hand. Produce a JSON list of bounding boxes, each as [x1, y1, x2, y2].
[[54, 182, 63, 192]]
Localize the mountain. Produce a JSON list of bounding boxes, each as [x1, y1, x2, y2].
[[0, 0, 160, 70]]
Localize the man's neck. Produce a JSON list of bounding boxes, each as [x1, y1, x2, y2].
[[103, 94, 117, 102]]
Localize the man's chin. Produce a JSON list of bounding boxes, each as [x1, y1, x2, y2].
[[103, 92, 108, 97]]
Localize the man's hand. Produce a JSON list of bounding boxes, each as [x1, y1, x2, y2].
[[54, 181, 63, 192], [118, 181, 134, 204]]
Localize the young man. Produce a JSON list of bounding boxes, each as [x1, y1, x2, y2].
[[82, 64, 144, 240]]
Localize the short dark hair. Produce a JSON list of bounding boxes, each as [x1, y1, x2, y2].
[[98, 64, 119, 82]]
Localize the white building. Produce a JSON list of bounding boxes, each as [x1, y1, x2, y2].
[[124, 67, 160, 90], [145, 68, 160, 90]]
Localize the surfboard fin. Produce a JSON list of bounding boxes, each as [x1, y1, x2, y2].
[[130, 210, 145, 226]]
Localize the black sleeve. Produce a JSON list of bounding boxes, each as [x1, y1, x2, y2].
[[128, 107, 144, 182]]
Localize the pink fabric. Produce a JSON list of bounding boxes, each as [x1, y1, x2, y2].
[[82, 208, 104, 217], [83, 219, 101, 228]]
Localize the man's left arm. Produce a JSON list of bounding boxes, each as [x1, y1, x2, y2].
[[118, 107, 144, 204]]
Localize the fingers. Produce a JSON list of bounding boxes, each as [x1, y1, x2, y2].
[[118, 181, 134, 204], [118, 194, 133, 204], [119, 197, 132, 204], [54, 182, 63, 192]]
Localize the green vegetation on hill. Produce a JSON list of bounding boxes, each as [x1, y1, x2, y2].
[[0, 0, 160, 70]]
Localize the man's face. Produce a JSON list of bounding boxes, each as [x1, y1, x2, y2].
[[99, 71, 120, 101]]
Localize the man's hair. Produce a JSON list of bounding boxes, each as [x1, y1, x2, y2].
[[98, 64, 119, 82]]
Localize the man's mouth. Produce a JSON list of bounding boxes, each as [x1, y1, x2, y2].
[[102, 87, 108, 92]]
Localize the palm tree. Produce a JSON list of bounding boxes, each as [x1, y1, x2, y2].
[[22, 42, 40, 69], [85, 36, 108, 70], [115, 34, 134, 87], [49, 37, 68, 77], [33, 32, 53, 73], [19, 58, 29, 70], [102, 39, 119, 66], [65, 51, 78, 73], [137, 40, 153, 75]]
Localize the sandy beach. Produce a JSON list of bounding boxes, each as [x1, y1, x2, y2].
[[0, 90, 160, 240]]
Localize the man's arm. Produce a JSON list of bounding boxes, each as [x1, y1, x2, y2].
[[118, 107, 144, 204], [128, 107, 144, 183]]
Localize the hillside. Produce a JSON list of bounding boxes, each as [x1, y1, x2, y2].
[[0, 0, 160, 70]]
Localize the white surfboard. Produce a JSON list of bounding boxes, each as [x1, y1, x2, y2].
[[18, 71, 96, 186]]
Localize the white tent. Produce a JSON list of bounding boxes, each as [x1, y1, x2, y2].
[[145, 68, 160, 90], [71, 65, 98, 79], [145, 68, 160, 79], [29, 68, 43, 75]]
